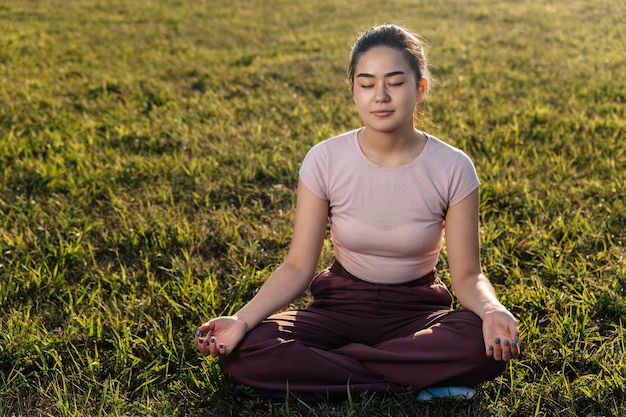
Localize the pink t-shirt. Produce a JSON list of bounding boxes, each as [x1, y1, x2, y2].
[[299, 129, 480, 284]]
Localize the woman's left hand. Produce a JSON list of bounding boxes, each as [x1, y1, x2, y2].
[[482, 308, 520, 361]]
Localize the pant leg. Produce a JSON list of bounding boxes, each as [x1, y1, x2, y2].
[[332, 272, 507, 390], [332, 309, 507, 390], [219, 267, 402, 401], [219, 309, 400, 401]]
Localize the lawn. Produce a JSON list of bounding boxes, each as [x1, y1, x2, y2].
[[0, 0, 624, 415]]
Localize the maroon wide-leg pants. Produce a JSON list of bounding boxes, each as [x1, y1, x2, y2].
[[219, 261, 506, 401]]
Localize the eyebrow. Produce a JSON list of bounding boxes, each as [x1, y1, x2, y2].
[[356, 70, 406, 79]]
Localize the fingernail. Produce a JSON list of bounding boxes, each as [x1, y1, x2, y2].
[[198, 338, 204, 344], [495, 337, 501, 345], [512, 342, 517, 348], [489, 345, 494, 351], [504, 339, 510, 347], [219, 343, 224, 349], [195, 329, 201, 337], [210, 336, 215, 343]]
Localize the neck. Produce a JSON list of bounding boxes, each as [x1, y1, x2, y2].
[[358, 126, 426, 167]]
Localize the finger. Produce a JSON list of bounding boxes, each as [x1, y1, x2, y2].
[[486, 336, 496, 357], [485, 333, 497, 357], [196, 336, 209, 356], [510, 346, 521, 359], [501, 334, 523, 361], [194, 325, 204, 341], [492, 337, 503, 361], [194, 328, 201, 344], [197, 321, 214, 334], [486, 343, 494, 357], [501, 338, 512, 361], [208, 338, 230, 357], [209, 336, 221, 357], [511, 335, 521, 358]]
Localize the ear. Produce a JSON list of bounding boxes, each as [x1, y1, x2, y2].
[[416, 78, 428, 103]]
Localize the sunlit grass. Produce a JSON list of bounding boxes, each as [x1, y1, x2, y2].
[[0, 0, 624, 415]]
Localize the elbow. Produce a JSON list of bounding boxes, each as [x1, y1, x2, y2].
[[449, 269, 488, 292], [280, 258, 318, 284]]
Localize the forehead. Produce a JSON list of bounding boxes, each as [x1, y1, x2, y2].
[[355, 46, 413, 76]]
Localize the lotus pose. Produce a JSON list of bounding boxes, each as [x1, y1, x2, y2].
[[195, 23, 520, 402]]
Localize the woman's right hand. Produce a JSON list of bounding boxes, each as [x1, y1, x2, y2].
[[195, 316, 248, 357]]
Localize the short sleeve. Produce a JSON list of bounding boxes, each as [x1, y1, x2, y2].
[[448, 151, 481, 207], [298, 142, 329, 200]]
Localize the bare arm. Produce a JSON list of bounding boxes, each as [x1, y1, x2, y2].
[[445, 188, 520, 361], [196, 179, 329, 356], [235, 179, 329, 329]]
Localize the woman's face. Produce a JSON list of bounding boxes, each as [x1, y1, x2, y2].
[[351, 46, 425, 134]]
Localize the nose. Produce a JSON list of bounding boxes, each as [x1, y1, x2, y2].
[[375, 84, 389, 102]]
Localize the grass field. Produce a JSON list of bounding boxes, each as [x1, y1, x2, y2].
[[0, 0, 624, 415]]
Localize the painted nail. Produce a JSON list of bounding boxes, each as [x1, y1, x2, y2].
[[219, 343, 224, 349], [195, 329, 201, 337], [504, 339, 510, 347], [198, 338, 204, 344], [489, 345, 494, 351], [512, 342, 517, 348], [210, 336, 215, 343], [495, 337, 501, 345]]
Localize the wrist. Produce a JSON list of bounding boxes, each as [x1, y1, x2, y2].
[[481, 303, 508, 319], [233, 315, 250, 332]]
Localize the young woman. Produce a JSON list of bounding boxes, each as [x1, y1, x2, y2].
[[195, 23, 520, 402]]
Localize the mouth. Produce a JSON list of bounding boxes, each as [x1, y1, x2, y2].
[[372, 110, 394, 117]]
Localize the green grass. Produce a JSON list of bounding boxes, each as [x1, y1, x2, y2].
[[0, 0, 624, 415]]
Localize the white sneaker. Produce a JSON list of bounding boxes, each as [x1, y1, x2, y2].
[[415, 386, 476, 402]]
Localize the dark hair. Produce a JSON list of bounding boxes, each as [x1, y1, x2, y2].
[[348, 24, 429, 90]]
